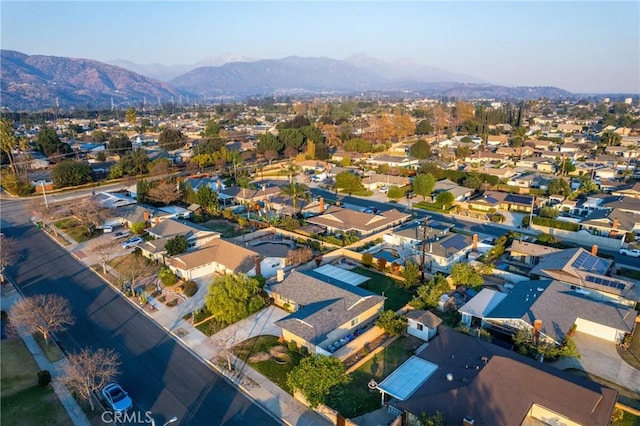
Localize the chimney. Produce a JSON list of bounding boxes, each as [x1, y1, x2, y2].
[[613, 218, 619, 230], [472, 234, 478, 251], [143, 211, 150, 222], [254, 255, 261, 276], [277, 269, 285, 282], [533, 319, 542, 344], [462, 416, 475, 426], [591, 245, 598, 256], [318, 197, 324, 214], [155, 217, 160, 225], [217, 178, 222, 192]]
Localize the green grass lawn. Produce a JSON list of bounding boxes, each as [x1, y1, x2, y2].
[[0, 339, 69, 425], [326, 335, 423, 418], [353, 267, 414, 311], [202, 220, 238, 238], [33, 334, 64, 363], [617, 410, 640, 426], [618, 324, 640, 372], [233, 335, 305, 393]]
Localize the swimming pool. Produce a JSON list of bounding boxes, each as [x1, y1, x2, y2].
[[372, 248, 401, 263]]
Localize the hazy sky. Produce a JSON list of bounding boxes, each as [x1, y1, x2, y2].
[[2, 1, 639, 93]]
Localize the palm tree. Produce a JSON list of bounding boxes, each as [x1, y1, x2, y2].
[[280, 182, 310, 212], [284, 162, 301, 183]]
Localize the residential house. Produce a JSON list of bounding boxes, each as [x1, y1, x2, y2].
[[331, 151, 367, 163], [496, 146, 534, 158], [366, 155, 420, 169], [184, 175, 226, 193], [486, 134, 509, 147], [507, 240, 561, 265], [268, 270, 385, 355], [612, 182, 640, 198], [156, 205, 193, 220], [464, 150, 504, 164], [535, 160, 557, 173], [387, 327, 617, 426], [480, 279, 637, 344], [601, 196, 640, 213], [361, 173, 409, 191], [140, 218, 221, 261], [306, 206, 410, 237], [218, 185, 282, 205], [468, 191, 534, 213], [404, 310, 441, 342], [580, 208, 639, 238], [507, 173, 554, 192], [93, 191, 137, 209], [432, 179, 474, 201], [165, 239, 262, 279]]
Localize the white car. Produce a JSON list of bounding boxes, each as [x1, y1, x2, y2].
[[121, 236, 143, 249], [619, 248, 640, 258], [379, 186, 389, 194], [101, 383, 133, 413]]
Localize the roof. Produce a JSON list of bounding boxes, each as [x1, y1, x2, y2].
[[433, 179, 473, 198], [406, 310, 443, 328], [486, 280, 637, 343], [313, 264, 370, 286], [271, 271, 384, 345], [114, 204, 156, 223], [147, 218, 216, 239], [377, 356, 438, 400], [306, 206, 410, 233], [165, 239, 258, 273], [458, 289, 508, 318], [396, 327, 618, 426], [417, 233, 473, 259], [508, 240, 562, 257]]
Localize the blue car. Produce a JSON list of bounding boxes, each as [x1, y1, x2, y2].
[[101, 383, 133, 413]]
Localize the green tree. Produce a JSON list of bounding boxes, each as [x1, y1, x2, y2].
[[539, 207, 559, 218], [361, 252, 373, 267], [165, 235, 188, 256], [35, 126, 71, 157], [0, 118, 18, 174], [599, 130, 622, 147], [257, 132, 283, 154], [280, 182, 310, 211], [202, 119, 221, 137], [462, 174, 484, 190], [411, 274, 450, 309], [376, 310, 407, 336], [130, 221, 146, 235], [386, 185, 405, 201], [413, 173, 436, 201], [205, 274, 265, 325], [435, 191, 455, 209], [548, 178, 570, 196], [286, 355, 350, 409], [401, 260, 420, 288], [108, 133, 132, 154], [51, 160, 93, 188], [195, 185, 219, 213], [91, 130, 108, 143], [158, 128, 186, 151], [409, 139, 431, 159], [415, 120, 434, 135], [417, 411, 447, 426], [335, 171, 364, 194], [450, 263, 483, 287]]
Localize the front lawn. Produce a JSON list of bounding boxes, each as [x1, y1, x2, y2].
[[233, 335, 305, 393], [353, 267, 413, 311], [0, 339, 70, 425], [326, 335, 423, 418], [618, 323, 640, 376]]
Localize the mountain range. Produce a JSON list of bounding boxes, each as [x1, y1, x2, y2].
[[1, 50, 574, 111]]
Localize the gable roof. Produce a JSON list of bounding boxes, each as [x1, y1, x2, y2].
[[306, 206, 409, 233], [396, 327, 617, 426], [406, 310, 443, 328], [271, 271, 384, 345], [416, 233, 473, 259], [165, 239, 258, 273], [147, 218, 217, 239]]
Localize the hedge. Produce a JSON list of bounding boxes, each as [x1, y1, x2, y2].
[[532, 216, 580, 232]]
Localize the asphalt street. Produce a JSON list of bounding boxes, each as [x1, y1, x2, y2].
[[1, 197, 280, 426]]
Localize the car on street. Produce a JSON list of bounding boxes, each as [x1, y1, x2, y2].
[[101, 383, 133, 413], [619, 248, 640, 257], [121, 236, 143, 249], [113, 231, 131, 239]]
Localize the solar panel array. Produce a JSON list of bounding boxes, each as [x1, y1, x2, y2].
[[585, 275, 626, 290], [571, 251, 609, 274], [441, 234, 469, 250]]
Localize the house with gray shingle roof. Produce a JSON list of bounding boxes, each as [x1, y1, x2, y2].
[[140, 218, 221, 260], [306, 206, 410, 236], [267, 270, 384, 356], [483, 279, 636, 345], [406, 310, 442, 341]]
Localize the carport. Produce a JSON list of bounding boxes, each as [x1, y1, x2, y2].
[[376, 356, 439, 404]]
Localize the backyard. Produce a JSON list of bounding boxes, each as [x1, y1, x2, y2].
[[0, 339, 70, 426], [326, 335, 423, 418], [202, 219, 240, 238], [233, 335, 305, 393], [353, 267, 414, 312]]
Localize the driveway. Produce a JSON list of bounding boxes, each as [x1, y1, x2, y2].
[[555, 331, 640, 393]]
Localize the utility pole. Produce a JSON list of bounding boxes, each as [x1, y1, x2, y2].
[[40, 180, 49, 208], [420, 217, 430, 283]]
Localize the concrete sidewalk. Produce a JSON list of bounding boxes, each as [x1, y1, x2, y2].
[[56, 227, 331, 426], [1, 283, 91, 426]]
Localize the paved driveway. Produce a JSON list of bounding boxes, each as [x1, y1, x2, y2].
[[567, 332, 640, 393]]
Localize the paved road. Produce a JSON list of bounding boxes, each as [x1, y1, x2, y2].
[[1, 197, 280, 426]]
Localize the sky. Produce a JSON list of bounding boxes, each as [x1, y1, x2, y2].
[[2, 1, 639, 94]]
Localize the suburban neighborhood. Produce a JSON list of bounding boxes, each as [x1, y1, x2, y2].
[[2, 95, 640, 426]]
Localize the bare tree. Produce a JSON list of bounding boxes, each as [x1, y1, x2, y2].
[[0, 235, 19, 282], [61, 348, 120, 411], [263, 150, 278, 165], [147, 180, 183, 206], [94, 241, 119, 275], [9, 294, 75, 344], [287, 247, 313, 265], [27, 199, 59, 236], [73, 197, 113, 236], [118, 255, 155, 292], [213, 327, 240, 372]]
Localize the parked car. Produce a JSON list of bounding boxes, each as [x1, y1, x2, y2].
[[619, 248, 640, 258], [101, 383, 133, 413], [406, 191, 416, 199], [121, 236, 143, 249], [112, 231, 131, 239], [379, 186, 389, 194]]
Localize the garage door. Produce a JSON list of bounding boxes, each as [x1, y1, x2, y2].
[[187, 263, 217, 279], [574, 318, 619, 342]]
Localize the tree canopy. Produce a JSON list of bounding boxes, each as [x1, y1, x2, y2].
[[413, 173, 436, 200], [335, 171, 364, 194], [51, 160, 93, 188], [409, 139, 431, 159], [450, 263, 483, 288], [158, 128, 186, 150], [548, 178, 571, 196], [435, 191, 455, 209], [376, 310, 407, 336], [165, 235, 188, 256], [287, 355, 350, 408], [411, 274, 450, 309], [205, 273, 265, 325], [35, 126, 71, 157]]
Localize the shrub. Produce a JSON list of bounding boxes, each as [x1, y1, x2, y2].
[[130, 221, 146, 235], [37, 370, 52, 387], [158, 266, 178, 286], [299, 346, 309, 356], [490, 214, 505, 223], [166, 298, 178, 307], [288, 340, 298, 352], [377, 257, 387, 271], [361, 252, 373, 267], [532, 216, 580, 231], [182, 280, 198, 297]]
